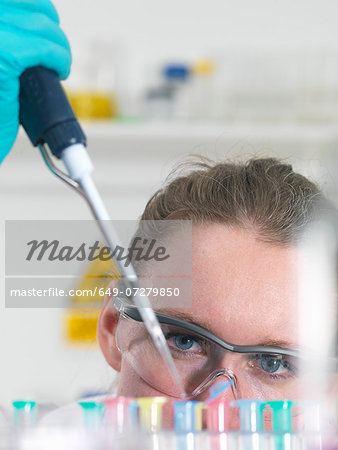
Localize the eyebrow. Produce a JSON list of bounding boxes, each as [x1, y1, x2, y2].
[[157, 308, 298, 350], [158, 308, 213, 331], [257, 339, 300, 350]]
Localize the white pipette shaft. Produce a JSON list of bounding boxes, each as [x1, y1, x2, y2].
[[62, 144, 185, 397]]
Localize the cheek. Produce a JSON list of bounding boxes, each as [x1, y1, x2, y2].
[[117, 359, 154, 397]]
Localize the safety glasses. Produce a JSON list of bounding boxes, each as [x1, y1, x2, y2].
[[114, 296, 300, 358], [114, 296, 329, 400]]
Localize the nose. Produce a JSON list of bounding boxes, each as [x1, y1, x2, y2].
[[190, 368, 239, 401]]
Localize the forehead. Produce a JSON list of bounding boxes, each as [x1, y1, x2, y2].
[[188, 224, 299, 345]]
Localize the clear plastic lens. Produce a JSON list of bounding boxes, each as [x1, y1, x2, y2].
[[116, 317, 309, 401]]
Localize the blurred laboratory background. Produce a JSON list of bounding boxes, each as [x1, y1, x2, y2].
[[1, 0, 338, 409]]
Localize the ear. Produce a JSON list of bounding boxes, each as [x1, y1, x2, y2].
[[97, 279, 121, 372]]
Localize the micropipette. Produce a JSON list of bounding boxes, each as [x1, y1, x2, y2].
[[19, 66, 185, 398]]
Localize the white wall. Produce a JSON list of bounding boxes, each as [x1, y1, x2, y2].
[[55, 0, 338, 57], [54, 0, 338, 116]]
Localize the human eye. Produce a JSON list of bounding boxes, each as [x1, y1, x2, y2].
[[164, 331, 209, 358], [248, 354, 298, 380]]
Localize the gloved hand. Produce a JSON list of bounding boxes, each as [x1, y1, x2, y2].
[[0, 0, 71, 163]]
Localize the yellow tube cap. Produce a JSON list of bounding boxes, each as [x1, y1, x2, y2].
[[137, 397, 167, 432], [193, 59, 215, 76]]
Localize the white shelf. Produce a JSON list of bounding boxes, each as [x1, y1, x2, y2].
[[16, 122, 338, 156], [12, 121, 338, 191], [79, 121, 338, 143]]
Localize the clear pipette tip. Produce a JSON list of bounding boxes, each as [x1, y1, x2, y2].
[[207, 380, 233, 403]]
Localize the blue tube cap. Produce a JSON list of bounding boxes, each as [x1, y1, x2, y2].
[[173, 401, 203, 433], [163, 64, 190, 82]]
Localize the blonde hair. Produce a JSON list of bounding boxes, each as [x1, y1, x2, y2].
[[141, 157, 322, 245]]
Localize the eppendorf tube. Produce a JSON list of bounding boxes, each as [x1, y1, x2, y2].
[[12, 401, 36, 429], [231, 400, 266, 450], [173, 401, 204, 432], [206, 400, 230, 432], [266, 400, 293, 450], [78, 401, 104, 429], [173, 401, 205, 450], [205, 379, 234, 432], [137, 397, 167, 432], [103, 397, 132, 432], [127, 400, 139, 429], [266, 401, 293, 433], [231, 399, 265, 433]]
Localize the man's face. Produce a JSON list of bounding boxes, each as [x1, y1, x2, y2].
[[115, 224, 300, 401]]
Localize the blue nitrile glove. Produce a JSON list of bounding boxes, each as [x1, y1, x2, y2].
[[0, 0, 71, 163]]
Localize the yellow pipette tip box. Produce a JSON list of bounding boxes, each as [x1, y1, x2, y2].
[[193, 59, 215, 76], [67, 90, 118, 120], [71, 257, 119, 305], [63, 308, 100, 345]]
